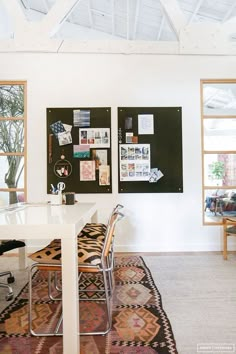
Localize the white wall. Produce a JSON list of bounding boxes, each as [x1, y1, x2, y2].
[[1, 52, 236, 252]]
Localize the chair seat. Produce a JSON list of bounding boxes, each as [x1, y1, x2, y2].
[[28, 210, 124, 337], [0, 240, 25, 255], [223, 217, 236, 260], [78, 223, 106, 241], [226, 225, 236, 234], [29, 238, 104, 267]]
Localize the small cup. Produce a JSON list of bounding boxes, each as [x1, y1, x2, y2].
[[50, 194, 62, 205], [65, 192, 75, 205]]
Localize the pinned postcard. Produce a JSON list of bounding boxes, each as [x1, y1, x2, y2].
[[73, 145, 90, 158], [138, 114, 154, 135], [63, 123, 73, 132], [50, 120, 65, 138], [149, 168, 164, 183], [99, 165, 110, 185], [92, 149, 107, 170], [126, 132, 133, 143], [73, 109, 90, 127], [58, 131, 72, 146], [80, 161, 96, 181]]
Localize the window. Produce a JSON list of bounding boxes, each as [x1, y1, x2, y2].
[[0, 81, 27, 206], [201, 79, 236, 224]]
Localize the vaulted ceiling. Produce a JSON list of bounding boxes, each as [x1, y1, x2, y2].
[[0, 0, 236, 54]]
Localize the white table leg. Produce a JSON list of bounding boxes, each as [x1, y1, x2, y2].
[[18, 245, 27, 270], [91, 210, 98, 223], [61, 236, 79, 354]]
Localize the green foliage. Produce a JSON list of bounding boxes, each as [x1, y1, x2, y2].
[[0, 85, 24, 204], [211, 161, 225, 180]]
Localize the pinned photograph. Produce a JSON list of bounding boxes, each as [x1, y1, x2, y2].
[[99, 165, 110, 185], [80, 130, 88, 144], [126, 132, 133, 143], [125, 116, 133, 130], [92, 149, 107, 170], [73, 145, 90, 158], [79, 128, 110, 148], [80, 161, 96, 181], [120, 146, 128, 160], [73, 109, 90, 127], [58, 131, 72, 146]]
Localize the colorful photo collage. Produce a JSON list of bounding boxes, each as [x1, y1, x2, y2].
[[120, 144, 150, 181], [50, 110, 110, 185], [120, 113, 164, 183]]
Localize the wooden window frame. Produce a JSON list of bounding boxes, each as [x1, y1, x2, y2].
[[201, 79, 236, 225], [0, 80, 27, 203]]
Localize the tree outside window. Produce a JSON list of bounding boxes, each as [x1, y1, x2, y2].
[[0, 82, 26, 205]]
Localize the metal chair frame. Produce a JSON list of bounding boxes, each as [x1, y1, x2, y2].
[[28, 211, 124, 337]]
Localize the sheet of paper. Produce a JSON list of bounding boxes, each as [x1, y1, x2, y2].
[[138, 114, 154, 135]]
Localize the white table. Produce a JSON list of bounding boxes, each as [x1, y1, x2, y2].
[[0, 202, 97, 354]]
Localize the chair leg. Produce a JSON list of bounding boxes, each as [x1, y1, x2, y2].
[[28, 263, 63, 337], [79, 269, 112, 336], [48, 271, 62, 301], [223, 233, 227, 260], [0, 283, 14, 301]]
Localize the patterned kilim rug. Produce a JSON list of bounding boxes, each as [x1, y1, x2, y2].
[[0, 255, 178, 353]]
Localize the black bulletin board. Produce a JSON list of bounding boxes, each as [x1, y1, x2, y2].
[[47, 107, 112, 194], [118, 107, 183, 193]]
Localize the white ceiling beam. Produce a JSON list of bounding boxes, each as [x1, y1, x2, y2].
[[222, 2, 236, 22], [59, 39, 180, 54], [2, 0, 29, 36], [20, 0, 30, 10], [126, 0, 130, 40], [180, 23, 230, 54], [111, 0, 115, 36], [187, 0, 204, 25], [133, 0, 140, 40], [159, 0, 186, 39], [87, 0, 93, 29], [42, 0, 50, 12], [157, 15, 165, 41], [41, 0, 82, 37], [222, 17, 236, 35]]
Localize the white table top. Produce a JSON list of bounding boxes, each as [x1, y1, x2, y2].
[[0, 202, 97, 239]]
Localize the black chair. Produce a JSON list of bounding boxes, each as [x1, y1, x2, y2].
[[0, 240, 25, 301]]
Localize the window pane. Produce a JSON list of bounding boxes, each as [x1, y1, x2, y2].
[[0, 156, 24, 188], [0, 191, 25, 206], [204, 189, 236, 223], [203, 83, 236, 115], [204, 118, 236, 151], [0, 85, 24, 117], [0, 120, 24, 153], [204, 154, 236, 186]]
